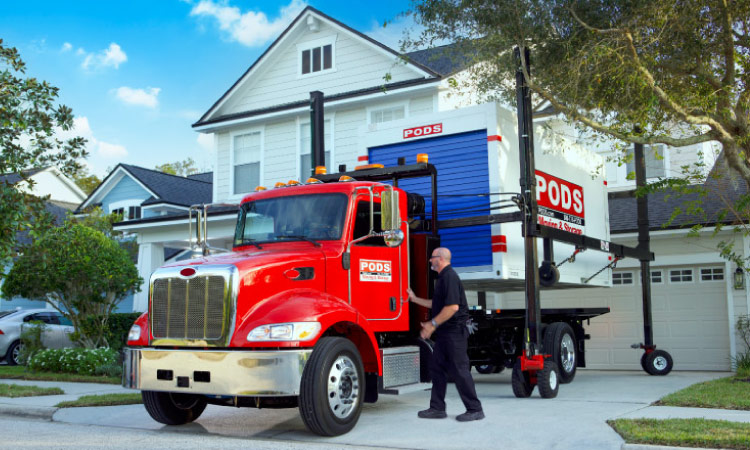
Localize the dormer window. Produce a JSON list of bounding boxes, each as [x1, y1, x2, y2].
[[298, 36, 336, 76]]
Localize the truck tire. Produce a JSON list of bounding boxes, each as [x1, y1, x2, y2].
[[644, 350, 673, 376], [299, 337, 364, 436], [640, 352, 648, 372], [543, 322, 577, 384], [5, 341, 22, 366], [511, 359, 534, 398], [537, 361, 560, 399], [141, 391, 207, 425], [474, 364, 504, 374]]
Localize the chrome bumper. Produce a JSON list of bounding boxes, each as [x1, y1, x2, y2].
[[123, 347, 311, 396]]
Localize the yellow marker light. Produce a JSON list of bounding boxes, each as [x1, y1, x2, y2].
[[315, 166, 327, 175], [339, 175, 356, 182], [354, 163, 385, 171], [306, 177, 323, 184], [287, 180, 301, 186], [417, 153, 429, 163], [254, 186, 267, 191], [274, 182, 287, 188]]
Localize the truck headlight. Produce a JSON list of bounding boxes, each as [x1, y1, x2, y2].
[[247, 322, 321, 342], [127, 324, 141, 342]]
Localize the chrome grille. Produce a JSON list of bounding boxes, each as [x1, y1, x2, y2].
[[151, 275, 227, 340]]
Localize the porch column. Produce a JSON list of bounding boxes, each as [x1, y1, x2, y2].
[[133, 242, 164, 312]]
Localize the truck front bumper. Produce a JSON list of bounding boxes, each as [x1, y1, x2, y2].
[[123, 347, 312, 396]]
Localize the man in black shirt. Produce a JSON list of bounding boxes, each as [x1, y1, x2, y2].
[[407, 247, 484, 422]]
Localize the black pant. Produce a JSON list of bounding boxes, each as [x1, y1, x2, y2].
[[429, 328, 482, 413]]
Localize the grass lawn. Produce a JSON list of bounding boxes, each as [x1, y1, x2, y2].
[[56, 393, 142, 408], [0, 366, 120, 384], [609, 418, 750, 450], [656, 375, 750, 410], [0, 383, 64, 398]]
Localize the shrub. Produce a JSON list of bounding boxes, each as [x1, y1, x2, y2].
[[19, 321, 47, 365], [79, 312, 141, 353], [735, 315, 750, 377], [28, 347, 117, 376]]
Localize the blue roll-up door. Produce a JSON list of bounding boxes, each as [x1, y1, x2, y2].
[[368, 130, 491, 269]]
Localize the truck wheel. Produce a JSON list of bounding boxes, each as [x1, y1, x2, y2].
[[299, 337, 364, 436], [644, 350, 673, 376], [640, 352, 648, 372], [511, 359, 534, 398], [6, 341, 22, 366], [141, 391, 207, 425], [537, 361, 560, 399], [543, 322, 577, 384], [474, 364, 496, 374]]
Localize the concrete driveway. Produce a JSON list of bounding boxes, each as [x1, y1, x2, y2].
[[49, 370, 728, 449]]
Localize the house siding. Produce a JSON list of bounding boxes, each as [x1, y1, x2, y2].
[[101, 176, 151, 212]]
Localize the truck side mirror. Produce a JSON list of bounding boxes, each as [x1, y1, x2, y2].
[[381, 190, 400, 231]]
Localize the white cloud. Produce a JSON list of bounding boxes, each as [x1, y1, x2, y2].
[[81, 43, 127, 70], [57, 116, 128, 160], [190, 0, 307, 47], [61, 42, 72, 52], [197, 133, 214, 152], [114, 86, 161, 108], [97, 141, 128, 158]]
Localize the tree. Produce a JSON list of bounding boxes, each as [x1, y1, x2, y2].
[[71, 166, 102, 195], [1, 220, 142, 348], [406, 0, 749, 185], [0, 39, 88, 264], [155, 157, 199, 176]]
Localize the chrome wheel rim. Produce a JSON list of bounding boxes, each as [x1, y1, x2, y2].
[[653, 356, 668, 371], [11, 344, 22, 364], [327, 355, 359, 419], [549, 368, 558, 390], [560, 334, 575, 373]]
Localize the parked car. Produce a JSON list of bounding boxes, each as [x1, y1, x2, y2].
[[0, 309, 75, 365]]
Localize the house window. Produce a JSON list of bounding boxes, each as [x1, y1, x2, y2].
[[111, 208, 125, 219], [128, 206, 141, 220], [370, 105, 405, 124], [651, 270, 663, 284], [700, 267, 724, 281], [300, 121, 331, 179], [626, 144, 666, 179], [233, 131, 261, 195], [613, 272, 634, 285], [670, 268, 693, 283], [301, 44, 332, 75]]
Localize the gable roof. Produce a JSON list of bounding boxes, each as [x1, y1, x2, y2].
[[608, 153, 746, 233], [193, 6, 441, 129], [0, 167, 46, 186], [187, 172, 213, 183], [76, 164, 213, 213], [405, 43, 474, 77]]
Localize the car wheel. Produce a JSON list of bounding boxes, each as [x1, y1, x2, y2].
[[543, 322, 577, 384], [299, 337, 364, 436], [142, 391, 207, 425], [6, 341, 23, 366]]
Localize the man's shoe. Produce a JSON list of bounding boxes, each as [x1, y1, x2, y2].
[[456, 410, 485, 422], [417, 408, 447, 419]]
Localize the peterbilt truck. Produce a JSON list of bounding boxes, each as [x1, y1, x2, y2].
[[123, 155, 613, 436]]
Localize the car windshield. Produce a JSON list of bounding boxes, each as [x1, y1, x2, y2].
[[234, 193, 348, 247]]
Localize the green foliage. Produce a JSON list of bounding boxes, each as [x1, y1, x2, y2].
[[736, 315, 750, 377], [18, 321, 47, 366], [0, 39, 87, 265], [1, 222, 142, 348], [71, 166, 101, 195], [155, 157, 199, 176], [28, 347, 118, 376], [79, 312, 142, 354]]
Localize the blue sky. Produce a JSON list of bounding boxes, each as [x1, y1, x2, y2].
[[1, 1, 414, 177]]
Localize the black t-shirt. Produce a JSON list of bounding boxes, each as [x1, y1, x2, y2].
[[431, 265, 469, 335]]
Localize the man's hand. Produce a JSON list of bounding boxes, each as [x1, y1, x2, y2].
[[407, 288, 416, 302], [420, 320, 436, 339]]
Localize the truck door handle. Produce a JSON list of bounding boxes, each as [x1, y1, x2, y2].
[[390, 297, 396, 311]]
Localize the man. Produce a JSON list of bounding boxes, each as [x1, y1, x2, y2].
[[407, 247, 484, 422]]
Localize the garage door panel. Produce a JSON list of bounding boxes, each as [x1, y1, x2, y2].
[[611, 321, 641, 339]]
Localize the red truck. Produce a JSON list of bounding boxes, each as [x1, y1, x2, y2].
[[123, 160, 612, 436]]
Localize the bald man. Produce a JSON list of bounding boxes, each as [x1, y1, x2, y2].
[[407, 247, 484, 422]]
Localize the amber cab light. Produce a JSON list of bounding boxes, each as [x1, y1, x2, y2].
[[417, 153, 429, 163], [354, 163, 385, 171], [315, 166, 327, 175], [254, 186, 267, 191], [274, 182, 287, 188], [339, 175, 356, 182], [287, 180, 301, 186], [306, 177, 323, 184]]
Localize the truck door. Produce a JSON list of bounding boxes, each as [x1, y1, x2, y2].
[[349, 200, 404, 325]]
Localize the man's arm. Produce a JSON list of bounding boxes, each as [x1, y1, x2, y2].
[[407, 287, 432, 308], [420, 305, 458, 338]]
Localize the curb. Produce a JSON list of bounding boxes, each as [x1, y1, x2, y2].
[[0, 403, 58, 420], [622, 444, 719, 450]]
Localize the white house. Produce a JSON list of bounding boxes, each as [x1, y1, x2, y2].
[[114, 6, 747, 372]]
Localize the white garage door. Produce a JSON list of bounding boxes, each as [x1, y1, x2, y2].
[[501, 265, 730, 371]]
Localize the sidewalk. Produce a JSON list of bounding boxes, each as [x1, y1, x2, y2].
[[0, 378, 134, 419]]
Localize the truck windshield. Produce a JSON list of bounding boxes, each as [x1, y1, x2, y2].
[[234, 193, 348, 247]]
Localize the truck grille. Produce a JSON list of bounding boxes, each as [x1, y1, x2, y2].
[[151, 275, 227, 340]]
